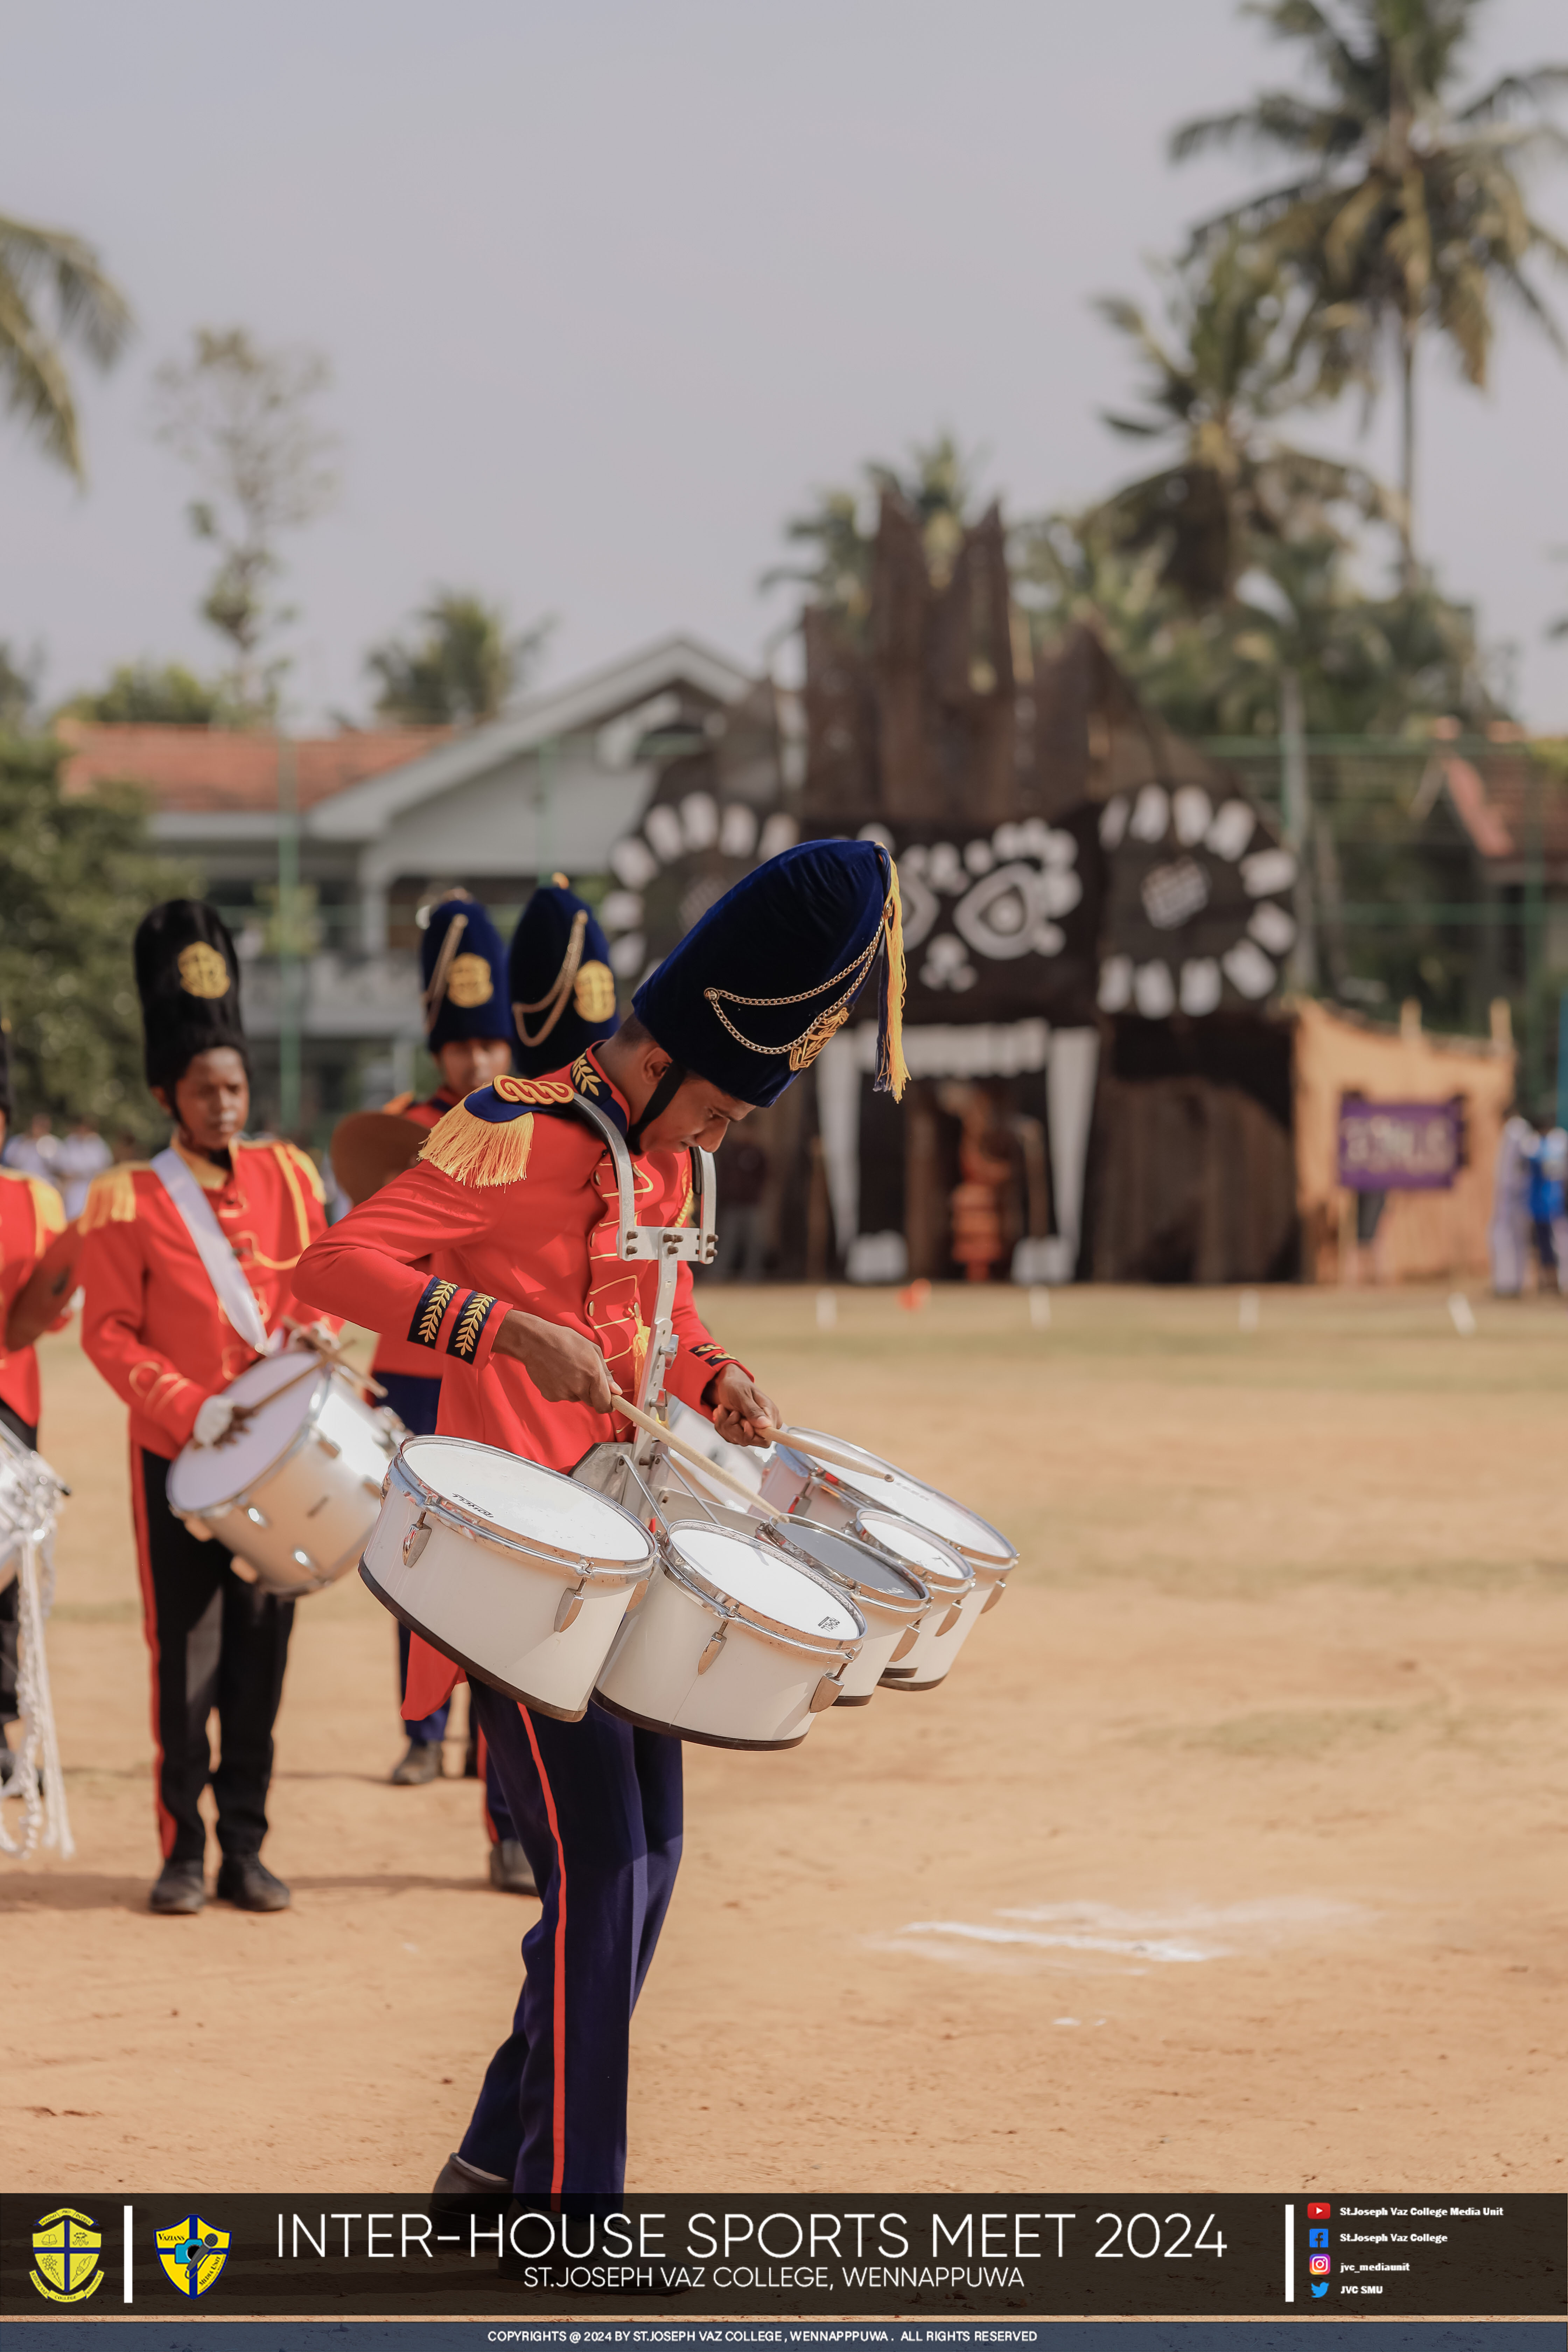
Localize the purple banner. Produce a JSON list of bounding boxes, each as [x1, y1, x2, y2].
[[1338, 1096, 1464, 1191]]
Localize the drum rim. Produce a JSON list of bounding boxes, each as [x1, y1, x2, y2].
[[169, 1356, 386, 1516], [654, 1533, 867, 1653], [393, 1436, 656, 1580], [848, 1505, 976, 1596], [780, 1426, 1018, 1572], [755, 1514, 928, 1615]]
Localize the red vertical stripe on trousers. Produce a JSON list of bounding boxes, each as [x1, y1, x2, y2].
[[128, 1447, 176, 1858], [519, 1703, 568, 2198]]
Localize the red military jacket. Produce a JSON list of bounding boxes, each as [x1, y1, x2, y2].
[[368, 1088, 457, 1382], [0, 1166, 68, 1430], [293, 1051, 749, 1717], [78, 1137, 331, 1460]]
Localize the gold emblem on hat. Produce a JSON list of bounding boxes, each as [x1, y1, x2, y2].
[[445, 953, 494, 1008], [789, 1002, 851, 1071], [573, 960, 616, 1023], [176, 941, 231, 1000]]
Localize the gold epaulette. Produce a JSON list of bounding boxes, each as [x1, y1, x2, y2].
[[380, 1091, 415, 1115], [79, 1163, 145, 1231], [418, 1097, 536, 1188], [0, 1167, 68, 1249]]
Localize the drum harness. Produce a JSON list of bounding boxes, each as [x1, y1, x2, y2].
[[561, 1097, 859, 1706]]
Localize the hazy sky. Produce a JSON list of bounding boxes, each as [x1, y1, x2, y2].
[[5, 0, 1566, 728]]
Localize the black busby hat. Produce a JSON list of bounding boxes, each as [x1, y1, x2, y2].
[[134, 899, 246, 1092], [507, 876, 618, 1078], [632, 839, 908, 1108], [420, 892, 512, 1052], [0, 1014, 12, 1127]]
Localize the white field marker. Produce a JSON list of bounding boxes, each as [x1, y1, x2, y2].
[[1238, 1288, 1260, 1332], [1029, 1287, 1051, 1330], [815, 1288, 837, 1331], [1447, 1293, 1477, 1336]]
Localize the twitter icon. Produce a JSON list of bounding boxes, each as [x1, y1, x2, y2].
[[1311, 2282, 1329, 2300]]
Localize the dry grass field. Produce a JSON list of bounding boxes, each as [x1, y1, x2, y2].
[[5, 1283, 1566, 2195]]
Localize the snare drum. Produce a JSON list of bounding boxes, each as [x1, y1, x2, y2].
[[594, 1517, 864, 1749], [753, 1517, 928, 1702], [168, 1349, 401, 1597], [852, 1508, 981, 1690], [760, 1428, 1017, 1602], [363, 1437, 655, 1721]]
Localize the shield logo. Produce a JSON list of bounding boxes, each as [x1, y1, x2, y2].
[[30, 2207, 104, 2303], [156, 2214, 230, 2296]]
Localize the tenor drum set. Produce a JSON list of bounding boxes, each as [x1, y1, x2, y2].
[[347, 1092, 1019, 1753]]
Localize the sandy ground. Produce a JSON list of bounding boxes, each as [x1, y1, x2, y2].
[[5, 1283, 1566, 2194]]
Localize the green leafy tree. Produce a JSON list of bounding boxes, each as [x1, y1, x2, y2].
[[59, 659, 239, 725], [765, 432, 980, 635], [1086, 234, 1390, 603], [1171, 0, 1568, 573], [365, 590, 551, 725], [152, 327, 337, 716], [0, 211, 132, 482], [0, 732, 196, 1134], [0, 640, 41, 729]]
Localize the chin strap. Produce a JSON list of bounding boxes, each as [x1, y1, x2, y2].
[[626, 1061, 687, 1155]]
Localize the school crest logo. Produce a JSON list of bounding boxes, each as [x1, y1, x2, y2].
[[176, 940, 232, 999], [444, 952, 495, 1008], [30, 2207, 104, 2303], [156, 2214, 230, 2296]]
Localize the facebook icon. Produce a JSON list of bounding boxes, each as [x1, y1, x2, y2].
[[1309, 2228, 1329, 2247]]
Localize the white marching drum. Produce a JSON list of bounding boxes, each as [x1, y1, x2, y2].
[[750, 1516, 929, 1702], [594, 1516, 864, 1749], [362, 1437, 656, 1721], [852, 1508, 982, 1690], [760, 1427, 1016, 1594], [167, 1348, 401, 1598]]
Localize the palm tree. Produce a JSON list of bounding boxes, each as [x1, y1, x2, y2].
[[0, 212, 132, 482], [1171, 0, 1568, 576], [1086, 233, 1392, 603], [764, 432, 979, 636], [366, 590, 552, 725]]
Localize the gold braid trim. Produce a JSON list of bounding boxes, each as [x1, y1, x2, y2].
[[512, 906, 588, 1050], [417, 1098, 535, 1189], [79, 1164, 144, 1230]]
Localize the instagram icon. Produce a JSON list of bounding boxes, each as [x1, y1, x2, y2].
[[1310, 2255, 1331, 2276]]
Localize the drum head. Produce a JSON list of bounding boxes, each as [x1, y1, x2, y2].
[[169, 1350, 329, 1514], [403, 1437, 652, 1569], [784, 1427, 1014, 1570], [666, 1524, 860, 1640], [773, 1518, 924, 1605], [854, 1508, 973, 1593]]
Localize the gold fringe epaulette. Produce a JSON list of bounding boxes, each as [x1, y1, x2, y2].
[[418, 1097, 536, 1188], [79, 1163, 145, 1230]]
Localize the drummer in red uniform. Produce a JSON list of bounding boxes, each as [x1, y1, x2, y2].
[[0, 1013, 70, 1782], [76, 903, 331, 1916], [295, 839, 906, 2204]]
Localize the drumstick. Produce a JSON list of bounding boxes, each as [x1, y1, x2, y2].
[[755, 1423, 893, 1482], [613, 1398, 789, 1522]]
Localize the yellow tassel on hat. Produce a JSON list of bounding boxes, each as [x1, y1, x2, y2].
[[418, 1098, 535, 1188], [877, 855, 909, 1102]]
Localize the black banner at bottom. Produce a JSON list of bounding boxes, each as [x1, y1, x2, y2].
[[3, 2194, 1562, 2320]]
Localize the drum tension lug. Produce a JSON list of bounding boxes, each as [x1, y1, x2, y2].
[[696, 1622, 728, 1675], [981, 1581, 1004, 1614], [402, 1510, 432, 1568], [553, 1577, 588, 1634], [809, 1671, 845, 1713]]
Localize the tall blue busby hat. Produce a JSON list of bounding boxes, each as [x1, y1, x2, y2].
[[633, 839, 908, 1108], [420, 891, 512, 1052], [508, 876, 619, 1077], [134, 899, 247, 1092]]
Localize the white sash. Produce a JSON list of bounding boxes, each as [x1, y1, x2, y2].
[[150, 1146, 272, 1357]]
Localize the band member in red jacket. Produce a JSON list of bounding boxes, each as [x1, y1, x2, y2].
[[295, 839, 906, 2203], [0, 1016, 69, 1780], [77, 903, 330, 1917]]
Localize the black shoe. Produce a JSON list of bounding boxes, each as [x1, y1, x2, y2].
[[489, 1839, 538, 1897], [390, 1738, 442, 1785], [215, 1854, 291, 1912], [149, 1858, 207, 1915], [430, 2151, 511, 2227]]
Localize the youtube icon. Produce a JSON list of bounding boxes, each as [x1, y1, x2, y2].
[[1308, 2202, 1331, 2220]]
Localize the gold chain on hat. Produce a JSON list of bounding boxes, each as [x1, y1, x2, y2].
[[513, 908, 588, 1049], [702, 892, 892, 1072]]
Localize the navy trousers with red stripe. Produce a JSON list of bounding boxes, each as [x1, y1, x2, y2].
[[460, 1678, 683, 2197]]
